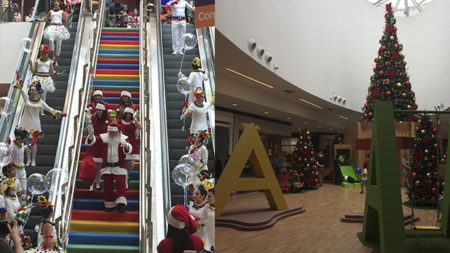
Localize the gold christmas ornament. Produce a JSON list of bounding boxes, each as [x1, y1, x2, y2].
[[415, 181, 420, 186], [407, 105, 411, 109], [396, 83, 402, 87], [306, 131, 310, 134], [421, 129, 426, 134], [304, 146, 307, 149], [390, 36, 394, 40], [378, 56, 382, 60], [399, 52, 403, 56], [417, 120, 422, 124], [425, 149, 429, 153], [427, 173, 432, 178]]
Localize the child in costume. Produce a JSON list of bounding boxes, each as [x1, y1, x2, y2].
[[31, 44, 56, 104], [87, 90, 110, 114], [42, 0, 70, 66], [8, 128, 40, 192], [179, 57, 209, 104], [184, 89, 213, 134], [117, 107, 141, 177], [115, 90, 135, 120], [2, 164, 24, 196], [3, 177, 31, 235], [188, 130, 209, 172], [35, 195, 63, 252], [188, 180, 209, 244], [86, 122, 132, 213], [157, 204, 204, 253], [205, 180, 215, 253], [14, 80, 66, 166], [86, 103, 109, 192]]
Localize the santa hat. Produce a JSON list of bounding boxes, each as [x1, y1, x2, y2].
[[193, 88, 204, 98], [40, 44, 50, 53], [107, 122, 121, 132], [167, 204, 198, 235], [95, 103, 106, 111], [121, 90, 132, 99], [124, 107, 134, 115], [93, 90, 103, 97]]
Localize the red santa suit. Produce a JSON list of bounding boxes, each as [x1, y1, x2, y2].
[[117, 107, 139, 161], [86, 123, 132, 209], [85, 103, 109, 164]]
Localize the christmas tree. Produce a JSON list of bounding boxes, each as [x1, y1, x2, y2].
[[291, 129, 319, 190], [362, 3, 417, 122], [408, 115, 441, 207]]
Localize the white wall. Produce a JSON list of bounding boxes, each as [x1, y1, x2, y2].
[[0, 23, 31, 83], [216, 0, 450, 111]]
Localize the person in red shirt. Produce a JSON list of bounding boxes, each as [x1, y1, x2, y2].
[[117, 107, 141, 187], [85, 103, 110, 192], [157, 204, 204, 253]]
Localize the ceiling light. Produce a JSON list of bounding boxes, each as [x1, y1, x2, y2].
[[304, 121, 308, 125], [232, 104, 238, 106], [287, 117, 291, 120], [329, 128, 333, 131], [299, 99, 322, 109], [248, 38, 256, 50], [264, 53, 273, 64], [339, 115, 349, 120], [318, 125, 322, 128], [256, 45, 265, 57], [225, 68, 274, 89], [264, 112, 269, 114]]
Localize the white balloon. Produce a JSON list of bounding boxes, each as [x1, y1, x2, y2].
[[0, 142, 10, 170], [176, 77, 190, 95], [45, 168, 68, 196], [181, 33, 197, 51], [178, 154, 195, 166], [172, 163, 196, 187], [27, 173, 47, 195], [21, 37, 32, 54]]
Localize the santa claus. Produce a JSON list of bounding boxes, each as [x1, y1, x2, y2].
[[86, 122, 132, 213]]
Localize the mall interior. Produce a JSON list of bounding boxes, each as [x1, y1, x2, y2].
[[0, 0, 450, 252]]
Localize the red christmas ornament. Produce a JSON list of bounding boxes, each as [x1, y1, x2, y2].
[[402, 93, 407, 98], [314, 179, 318, 183], [394, 27, 397, 31], [379, 70, 384, 76], [373, 67, 377, 72], [385, 61, 391, 66], [412, 172, 417, 179], [368, 112, 373, 117], [386, 91, 391, 96], [311, 151, 315, 155], [415, 126, 419, 131], [432, 188, 437, 194], [402, 61, 407, 65], [307, 136, 311, 140], [380, 45, 386, 51], [405, 81, 411, 86], [431, 155, 436, 161], [300, 173, 304, 177]]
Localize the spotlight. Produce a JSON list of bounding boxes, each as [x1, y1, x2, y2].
[[256, 45, 265, 57], [264, 53, 273, 64], [248, 38, 256, 50]]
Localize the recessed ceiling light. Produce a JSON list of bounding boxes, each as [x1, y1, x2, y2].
[[232, 104, 238, 106], [318, 125, 322, 128], [339, 115, 349, 120], [287, 117, 291, 120], [264, 112, 269, 114], [225, 68, 275, 89], [304, 121, 308, 125], [299, 99, 322, 109]]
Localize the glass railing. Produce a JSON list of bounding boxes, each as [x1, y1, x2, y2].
[[197, 27, 216, 153]]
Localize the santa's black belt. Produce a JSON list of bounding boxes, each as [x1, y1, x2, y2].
[[105, 161, 125, 167]]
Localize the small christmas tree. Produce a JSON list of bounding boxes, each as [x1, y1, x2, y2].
[[362, 3, 417, 122], [408, 115, 441, 207], [291, 129, 319, 190]]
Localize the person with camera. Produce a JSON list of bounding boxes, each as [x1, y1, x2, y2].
[[0, 220, 25, 253], [108, 0, 127, 27]]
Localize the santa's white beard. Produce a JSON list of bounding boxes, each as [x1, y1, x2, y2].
[[107, 133, 121, 144]]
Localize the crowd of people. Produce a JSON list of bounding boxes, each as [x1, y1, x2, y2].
[[106, 0, 140, 28]]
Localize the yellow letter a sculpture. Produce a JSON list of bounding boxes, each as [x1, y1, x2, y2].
[[215, 123, 288, 217]]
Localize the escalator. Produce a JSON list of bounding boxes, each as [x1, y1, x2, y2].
[[161, 24, 214, 205]]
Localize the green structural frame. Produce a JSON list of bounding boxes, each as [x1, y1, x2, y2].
[[361, 102, 450, 252]]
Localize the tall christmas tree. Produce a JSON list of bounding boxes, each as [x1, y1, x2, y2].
[[291, 129, 318, 190], [362, 3, 417, 122], [408, 115, 441, 207]]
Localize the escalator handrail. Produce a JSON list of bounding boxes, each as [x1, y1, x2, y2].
[[196, 27, 216, 154], [139, 1, 152, 252]]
